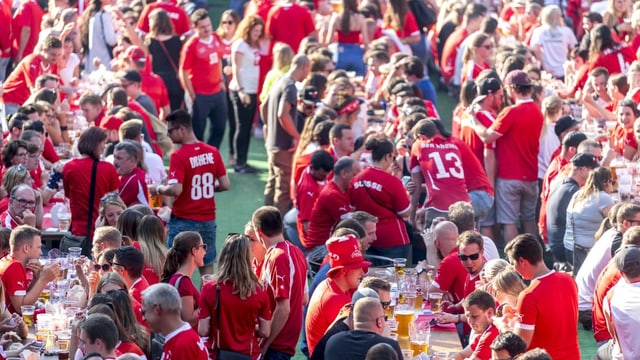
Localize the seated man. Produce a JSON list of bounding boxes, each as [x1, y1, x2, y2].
[[0, 225, 59, 313], [112, 246, 148, 304], [0, 184, 42, 229], [450, 290, 499, 360], [490, 332, 528, 360], [91, 226, 123, 260], [324, 297, 403, 359], [78, 314, 119, 359]]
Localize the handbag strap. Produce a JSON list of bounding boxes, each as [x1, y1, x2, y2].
[[214, 283, 252, 355], [86, 160, 99, 237], [157, 39, 179, 74], [99, 12, 110, 52]]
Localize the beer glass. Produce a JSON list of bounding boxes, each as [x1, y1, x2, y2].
[[21, 305, 35, 328]]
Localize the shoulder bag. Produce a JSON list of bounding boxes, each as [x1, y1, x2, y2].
[[99, 11, 115, 59], [215, 284, 252, 360], [60, 160, 98, 257]]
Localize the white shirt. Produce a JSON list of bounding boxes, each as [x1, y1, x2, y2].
[[481, 235, 500, 262], [229, 40, 260, 93], [144, 151, 167, 184], [576, 228, 616, 310], [538, 123, 560, 179], [530, 26, 577, 78], [606, 278, 640, 359]]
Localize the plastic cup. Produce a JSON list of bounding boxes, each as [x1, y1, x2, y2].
[[21, 305, 35, 327], [429, 293, 443, 313], [68, 247, 82, 259], [393, 258, 407, 275]]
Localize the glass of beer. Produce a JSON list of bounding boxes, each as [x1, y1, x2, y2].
[[21, 305, 35, 328], [433, 352, 452, 360], [415, 289, 424, 311], [409, 321, 430, 356], [429, 293, 443, 313], [39, 289, 51, 302], [393, 258, 407, 276], [404, 292, 416, 310], [394, 306, 415, 338]]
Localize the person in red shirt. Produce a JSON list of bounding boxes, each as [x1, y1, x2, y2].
[[0, 184, 41, 230], [611, 99, 639, 158], [137, 0, 191, 37], [149, 110, 230, 275], [142, 283, 209, 360], [440, 3, 487, 85], [79, 94, 106, 127], [113, 141, 149, 207], [78, 314, 120, 359], [429, 221, 467, 304], [296, 151, 333, 249], [0, 225, 58, 314], [266, 0, 316, 53], [504, 234, 580, 360], [179, 9, 228, 148], [11, 0, 45, 63], [2, 36, 62, 114], [470, 70, 543, 245], [112, 246, 149, 304], [197, 234, 272, 359], [0, 0, 12, 81], [253, 206, 308, 359], [450, 290, 499, 360], [306, 234, 371, 356], [124, 46, 171, 122]]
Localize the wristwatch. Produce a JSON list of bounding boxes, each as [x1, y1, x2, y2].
[[416, 267, 426, 276]]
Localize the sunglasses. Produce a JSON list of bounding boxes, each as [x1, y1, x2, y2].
[[196, 244, 208, 251], [222, 21, 234, 25], [380, 301, 391, 308], [112, 261, 127, 269], [93, 263, 112, 272], [458, 253, 481, 261], [101, 192, 120, 202]]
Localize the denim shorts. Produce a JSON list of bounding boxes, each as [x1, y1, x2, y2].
[[167, 216, 217, 265], [469, 190, 494, 224]]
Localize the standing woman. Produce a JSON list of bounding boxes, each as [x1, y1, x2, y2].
[[229, 15, 264, 174], [460, 33, 493, 84], [529, 5, 577, 80], [198, 234, 271, 359], [80, 0, 118, 71], [161, 231, 204, 329], [62, 127, 119, 241], [350, 138, 412, 258], [216, 10, 241, 166], [382, 0, 420, 52], [324, 0, 370, 76], [135, 215, 168, 285], [145, 9, 184, 111]]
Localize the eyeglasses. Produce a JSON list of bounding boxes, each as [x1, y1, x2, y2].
[[458, 253, 481, 261], [222, 20, 234, 25], [93, 263, 112, 272], [11, 198, 36, 207], [28, 153, 40, 159], [196, 243, 208, 251], [112, 261, 127, 269]]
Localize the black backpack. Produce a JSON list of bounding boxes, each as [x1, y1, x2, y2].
[[407, 0, 437, 32]]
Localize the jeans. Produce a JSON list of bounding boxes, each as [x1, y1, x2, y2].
[[335, 43, 365, 76], [264, 149, 293, 215], [167, 216, 217, 265], [283, 208, 305, 254], [264, 349, 292, 360], [192, 91, 228, 148], [368, 244, 410, 259], [468, 190, 494, 223], [230, 90, 257, 166]]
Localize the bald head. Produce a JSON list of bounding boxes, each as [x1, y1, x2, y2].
[[434, 221, 458, 254], [353, 297, 384, 333], [291, 54, 311, 81]]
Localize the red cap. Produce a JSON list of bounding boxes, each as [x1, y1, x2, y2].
[[326, 234, 371, 277], [125, 46, 146, 63], [100, 116, 123, 131]]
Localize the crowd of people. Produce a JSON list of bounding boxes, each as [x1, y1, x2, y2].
[[4, 0, 640, 358]]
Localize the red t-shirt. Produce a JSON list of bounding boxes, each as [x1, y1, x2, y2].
[[42, 138, 60, 164], [383, 12, 420, 39], [432, 249, 467, 303], [62, 158, 119, 236], [11, 0, 44, 58], [0, 1, 11, 58], [116, 341, 145, 357], [538, 154, 568, 242], [440, 28, 469, 84], [593, 261, 622, 342], [296, 167, 327, 247], [143, 265, 159, 285], [129, 276, 149, 305], [168, 142, 226, 222], [305, 181, 351, 250], [306, 278, 352, 356], [169, 274, 200, 316], [460, 110, 496, 165], [119, 167, 149, 207], [127, 101, 162, 157], [266, 3, 315, 53], [0, 256, 28, 313], [410, 136, 470, 212], [2, 53, 59, 105], [461, 61, 489, 85], [137, 2, 190, 36], [131, 297, 150, 332], [161, 323, 209, 360], [180, 35, 223, 95], [490, 100, 543, 181], [260, 240, 307, 355], [515, 271, 580, 360], [575, 45, 635, 91], [450, 137, 493, 195], [198, 281, 272, 359], [0, 211, 19, 230], [612, 123, 637, 155], [141, 70, 170, 114], [350, 167, 411, 248], [470, 324, 499, 360], [292, 150, 314, 189]]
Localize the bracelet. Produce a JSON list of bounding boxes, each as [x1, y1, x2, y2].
[[60, 125, 68, 131]]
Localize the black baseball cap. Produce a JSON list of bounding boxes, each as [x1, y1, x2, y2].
[[571, 152, 599, 169], [555, 116, 582, 138]]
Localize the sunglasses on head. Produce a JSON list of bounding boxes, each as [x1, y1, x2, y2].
[[458, 253, 481, 261], [380, 300, 391, 308], [93, 263, 112, 272], [101, 192, 120, 203]]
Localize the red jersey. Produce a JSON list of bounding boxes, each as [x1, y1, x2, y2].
[[0, 256, 28, 313], [127, 100, 162, 157], [292, 150, 314, 188], [440, 28, 469, 84], [575, 44, 634, 91], [161, 323, 209, 360], [305, 181, 351, 250], [410, 136, 470, 212], [129, 276, 149, 305], [469, 324, 499, 360], [116, 341, 144, 357], [295, 167, 327, 248], [62, 158, 119, 237], [0, 211, 19, 230], [449, 137, 493, 195], [306, 278, 352, 355], [0, 1, 12, 58], [461, 61, 489, 85], [490, 100, 543, 181], [460, 110, 496, 165], [612, 123, 637, 155], [198, 281, 272, 360], [180, 35, 223, 95], [42, 138, 60, 164], [515, 271, 580, 360], [168, 142, 226, 222], [266, 3, 315, 53], [119, 167, 149, 207], [432, 248, 466, 303], [593, 261, 622, 342], [538, 155, 568, 242], [140, 71, 170, 114], [137, 2, 190, 36], [2, 53, 59, 105], [259, 240, 307, 355], [11, 0, 44, 58], [383, 12, 419, 39], [169, 274, 199, 316], [350, 167, 411, 248]]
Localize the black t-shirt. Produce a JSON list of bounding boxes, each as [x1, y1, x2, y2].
[[265, 75, 297, 150], [547, 177, 580, 249], [324, 330, 403, 360]]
